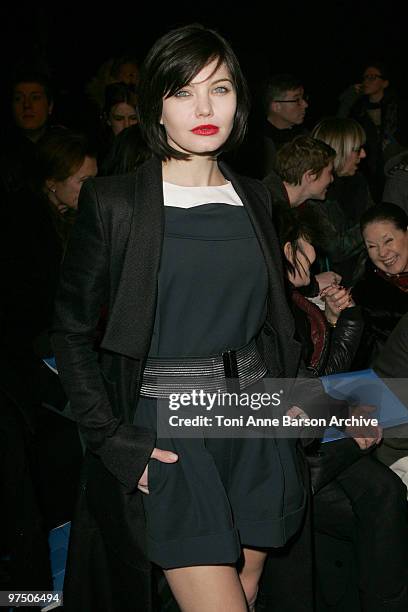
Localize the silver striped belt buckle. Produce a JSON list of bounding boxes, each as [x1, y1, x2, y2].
[[139, 339, 267, 398]]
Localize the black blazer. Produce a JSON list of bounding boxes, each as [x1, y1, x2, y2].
[[51, 155, 302, 611]]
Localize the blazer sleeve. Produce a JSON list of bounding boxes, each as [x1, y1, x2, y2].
[[51, 180, 155, 490]]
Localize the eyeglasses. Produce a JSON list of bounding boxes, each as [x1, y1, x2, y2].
[[362, 74, 384, 82], [274, 95, 309, 105]]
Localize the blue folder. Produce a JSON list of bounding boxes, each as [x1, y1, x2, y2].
[[320, 368, 408, 442]]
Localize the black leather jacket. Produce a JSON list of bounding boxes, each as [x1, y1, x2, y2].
[[291, 290, 364, 376]]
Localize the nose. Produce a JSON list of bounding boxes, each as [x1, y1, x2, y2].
[[23, 97, 32, 109], [301, 98, 308, 109], [124, 117, 131, 129], [378, 243, 389, 258], [195, 92, 213, 118], [359, 147, 366, 159]]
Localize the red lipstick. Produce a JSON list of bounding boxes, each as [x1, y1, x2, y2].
[[191, 125, 219, 135]]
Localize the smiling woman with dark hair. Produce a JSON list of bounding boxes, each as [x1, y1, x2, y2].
[[51, 23, 308, 612], [352, 202, 408, 367]]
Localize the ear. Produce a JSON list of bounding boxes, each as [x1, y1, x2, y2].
[[45, 179, 56, 193], [383, 79, 389, 90], [283, 241, 293, 263], [303, 170, 316, 185], [48, 101, 54, 115]]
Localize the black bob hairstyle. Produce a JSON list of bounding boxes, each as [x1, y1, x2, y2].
[[138, 23, 250, 161], [360, 202, 408, 235]]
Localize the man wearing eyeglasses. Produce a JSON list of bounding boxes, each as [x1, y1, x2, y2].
[[260, 73, 309, 176]]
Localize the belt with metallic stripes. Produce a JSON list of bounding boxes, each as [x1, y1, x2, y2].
[[140, 339, 267, 398]]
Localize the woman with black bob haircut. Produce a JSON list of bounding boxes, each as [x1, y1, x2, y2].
[[52, 24, 306, 612], [138, 22, 250, 160]]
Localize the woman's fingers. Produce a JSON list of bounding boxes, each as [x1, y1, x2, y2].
[[151, 447, 179, 463], [322, 286, 353, 311], [137, 465, 149, 493], [316, 271, 342, 291], [137, 448, 179, 495]]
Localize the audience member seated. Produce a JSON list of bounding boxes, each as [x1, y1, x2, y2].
[[0, 127, 95, 591], [103, 82, 138, 136], [264, 134, 335, 207], [353, 203, 408, 367], [260, 73, 309, 176], [1, 71, 54, 194], [337, 62, 407, 202], [97, 82, 139, 164], [264, 135, 341, 292], [100, 124, 150, 176], [373, 312, 408, 493], [231, 74, 310, 178], [85, 53, 139, 115], [383, 143, 408, 214], [1, 125, 97, 392], [36, 126, 98, 246], [259, 205, 408, 612], [310, 117, 374, 286]]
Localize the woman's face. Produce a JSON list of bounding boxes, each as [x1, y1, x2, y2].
[[108, 102, 138, 136], [363, 220, 408, 275], [284, 237, 316, 287], [338, 144, 366, 176], [160, 59, 237, 157], [48, 156, 98, 213]]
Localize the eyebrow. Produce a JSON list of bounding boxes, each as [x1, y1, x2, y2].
[[366, 234, 392, 243], [189, 77, 233, 86], [15, 89, 44, 95]]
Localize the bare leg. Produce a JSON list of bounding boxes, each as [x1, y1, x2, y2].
[[240, 547, 268, 610], [164, 565, 248, 612]]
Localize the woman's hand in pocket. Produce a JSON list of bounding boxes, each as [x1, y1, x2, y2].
[[137, 447, 178, 494]]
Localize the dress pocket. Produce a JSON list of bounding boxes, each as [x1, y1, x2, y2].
[[148, 458, 161, 493]]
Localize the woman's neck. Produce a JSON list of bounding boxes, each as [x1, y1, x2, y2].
[[162, 155, 227, 187]]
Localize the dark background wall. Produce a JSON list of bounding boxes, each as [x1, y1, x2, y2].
[[1, 1, 406, 127]]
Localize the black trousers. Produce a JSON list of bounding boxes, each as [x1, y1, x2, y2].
[[258, 450, 408, 612], [314, 453, 408, 611]]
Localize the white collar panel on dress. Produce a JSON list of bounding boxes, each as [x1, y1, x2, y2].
[[163, 181, 243, 208]]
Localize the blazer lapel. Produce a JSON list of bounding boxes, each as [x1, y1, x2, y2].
[[221, 161, 287, 302], [101, 157, 164, 359]]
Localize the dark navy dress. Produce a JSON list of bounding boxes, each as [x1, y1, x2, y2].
[[134, 195, 305, 569]]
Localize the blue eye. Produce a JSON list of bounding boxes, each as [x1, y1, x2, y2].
[[174, 90, 190, 98], [214, 86, 229, 93]]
